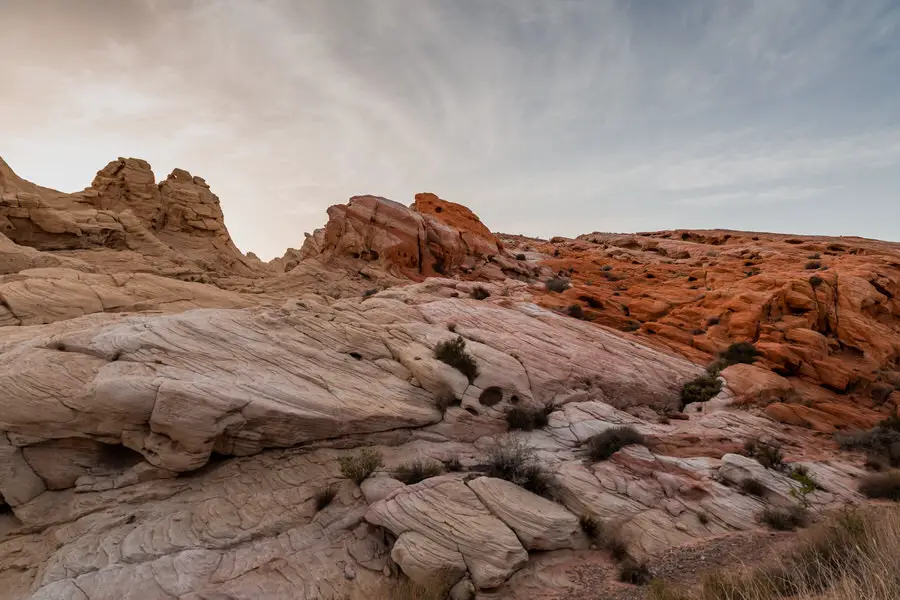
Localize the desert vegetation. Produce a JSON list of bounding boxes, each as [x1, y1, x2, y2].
[[486, 437, 556, 499], [586, 426, 645, 461], [648, 507, 900, 600], [394, 458, 444, 484], [434, 336, 479, 382], [339, 448, 384, 484]]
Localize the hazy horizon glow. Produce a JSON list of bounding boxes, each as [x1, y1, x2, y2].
[[2, 0, 899, 259]]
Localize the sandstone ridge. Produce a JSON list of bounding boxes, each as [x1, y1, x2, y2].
[[0, 156, 897, 600]]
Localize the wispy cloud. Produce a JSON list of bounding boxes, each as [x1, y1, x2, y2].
[[1, 0, 899, 257]]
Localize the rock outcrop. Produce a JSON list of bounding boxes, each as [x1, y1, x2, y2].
[[0, 155, 897, 599], [506, 230, 900, 431]]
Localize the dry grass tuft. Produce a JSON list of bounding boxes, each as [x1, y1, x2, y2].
[[654, 506, 900, 600]]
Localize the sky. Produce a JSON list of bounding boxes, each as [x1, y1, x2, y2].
[[2, 0, 899, 259]]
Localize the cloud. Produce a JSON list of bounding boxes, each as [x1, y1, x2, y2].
[[1, 0, 899, 257]]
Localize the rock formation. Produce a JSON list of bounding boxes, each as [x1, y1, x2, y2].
[[507, 230, 900, 432], [0, 155, 897, 599]]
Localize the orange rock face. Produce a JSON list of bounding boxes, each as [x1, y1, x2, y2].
[[298, 192, 521, 280], [501, 229, 900, 430]]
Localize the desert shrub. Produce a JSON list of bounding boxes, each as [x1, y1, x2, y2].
[[761, 505, 809, 530], [486, 437, 555, 499], [859, 471, 900, 500], [707, 316, 720, 326], [680, 373, 723, 408], [601, 264, 613, 271], [619, 560, 652, 585], [743, 438, 784, 470], [805, 260, 822, 270], [394, 459, 444, 485], [586, 426, 645, 461], [809, 275, 824, 288], [719, 341, 760, 366], [434, 386, 460, 412], [314, 485, 337, 511], [872, 383, 896, 404], [740, 477, 767, 497], [545, 277, 571, 293], [809, 252, 821, 259], [705, 357, 730, 376], [566, 303, 585, 319], [434, 336, 479, 383], [579, 514, 601, 538], [506, 405, 553, 431], [836, 423, 900, 467], [698, 511, 710, 525], [515, 253, 527, 260], [443, 456, 463, 472], [362, 288, 379, 298], [470, 286, 490, 300], [339, 448, 384, 484]]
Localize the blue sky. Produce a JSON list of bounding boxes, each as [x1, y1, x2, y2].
[[2, 0, 899, 258]]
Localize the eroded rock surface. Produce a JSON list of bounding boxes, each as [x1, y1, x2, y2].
[[0, 156, 894, 600]]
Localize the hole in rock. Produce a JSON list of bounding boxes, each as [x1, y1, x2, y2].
[[349, 352, 362, 360], [479, 387, 504, 407], [435, 206, 443, 213]]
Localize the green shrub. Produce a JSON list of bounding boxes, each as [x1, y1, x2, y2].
[[836, 424, 900, 467], [805, 260, 822, 269], [579, 514, 601, 538], [394, 459, 444, 484], [680, 373, 723, 408], [545, 277, 571, 292], [505, 405, 553, 431], [859, 471, 900, 500], [740, 477, 766, 497], [586, 426, 645, 461], [314, 485, 337, 511], [809, 275, 824, 288], [339, 448, 384, 484], [486, 438, 556, 499], [566, 303, 586, 319], [443, 456, 463, 472], [743, 438, 784, 470], [434, 336, 479, 383], [601, 265, 613, 271], [719, 341, 760, 366], [761, 505, 809, 530], [470, 286, 490, 300], [515, 253, 527, 260]]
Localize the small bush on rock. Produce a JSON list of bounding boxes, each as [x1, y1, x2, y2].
[[719, 341, 760, 366], [506, 405, 553, 431], [314, 485, 337, 511], [859, 471, 900, 500], [743, 438, 784, 470], [470, 286, 490, 300], [515, 253, 527, 260], [443, 456, 463, 472], [587, 426, 645, 461], [566, 303, 586, 319], [546, 277, 571, 293], [761, 505, 809, 530], [579, 514, 601, 539], [394, 459, 444, 485], [740, 477, 766, 497], [805, 260, 822, 270], [434, 336, 479, 383], [486, 437, 556, 499], [680, 374, 723, 409], [339, 448, 384, 484]]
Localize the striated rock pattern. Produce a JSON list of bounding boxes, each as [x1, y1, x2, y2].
[[0, 155, 895, 599]]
